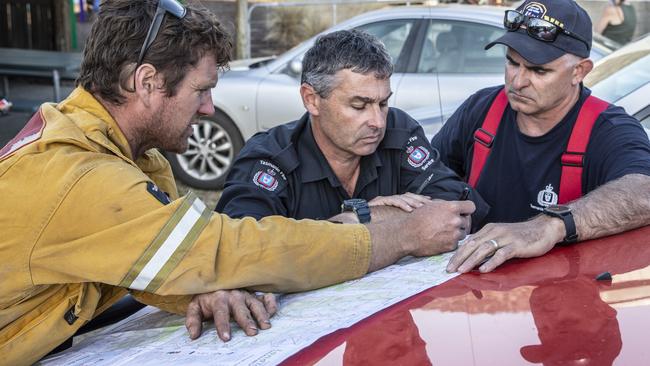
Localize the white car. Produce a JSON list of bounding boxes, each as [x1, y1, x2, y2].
[[585, 33, 650, 136], [165, 5, 614, 189]]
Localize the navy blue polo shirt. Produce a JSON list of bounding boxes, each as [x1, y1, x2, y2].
[[217, 108, 489, 224], [431, 85, 650, 224]]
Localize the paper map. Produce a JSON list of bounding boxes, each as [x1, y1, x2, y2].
[[41, 252, 458, 366]]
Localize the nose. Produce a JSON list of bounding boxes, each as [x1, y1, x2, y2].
[[510, 67, 530, 90], [367, 104, 386, 130], [198, 91, 215, 116]]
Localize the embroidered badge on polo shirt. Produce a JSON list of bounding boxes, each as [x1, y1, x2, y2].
[[404, 134, 432, 169], [251, 160, 287, 193], [407, 145, 430, 168]]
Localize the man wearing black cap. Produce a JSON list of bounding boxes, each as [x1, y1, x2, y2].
[[438, 0, 650, 274]]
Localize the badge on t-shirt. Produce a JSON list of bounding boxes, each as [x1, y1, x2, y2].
[[251, 160, 287, 193], [147, 181, 171, 205]]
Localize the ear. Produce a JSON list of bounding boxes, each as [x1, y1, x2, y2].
[[300, 83, 321, 117], [133, 63, 159, 106], [572, 58, 594, 86]]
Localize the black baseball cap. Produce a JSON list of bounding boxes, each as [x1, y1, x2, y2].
[[485, 0, 592, 65]]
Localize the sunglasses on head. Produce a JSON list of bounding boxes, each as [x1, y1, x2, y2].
[[136, 0, 187, 68], [503, 10, 590, 51]]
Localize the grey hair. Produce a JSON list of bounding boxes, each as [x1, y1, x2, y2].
[[301, 29, 393, 98]]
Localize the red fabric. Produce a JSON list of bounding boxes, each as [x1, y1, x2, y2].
[[558, 96, 610, 203], [0, 109, 45, 160], [468, 89, 508, 187]]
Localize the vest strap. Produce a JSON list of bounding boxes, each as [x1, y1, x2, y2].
[[468, 89, 610, 204], [558, 96, 610, 203], [468, 89, 508, 187]]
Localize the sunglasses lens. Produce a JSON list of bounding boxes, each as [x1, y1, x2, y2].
[[504, 10, 524, 30], [527, 18, 558, 42], [160, 0, 187, 18]]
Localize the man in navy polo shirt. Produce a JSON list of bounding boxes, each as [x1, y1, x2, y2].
[[217, 29, 488, 239], [439, 0, 650, 273]]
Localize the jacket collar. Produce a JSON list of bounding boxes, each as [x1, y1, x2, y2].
[[58, 87, 167, 173], [60, 87, 134, 161]]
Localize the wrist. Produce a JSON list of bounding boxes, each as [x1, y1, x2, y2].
[[542, 204, 578, 244], [538, 214, 567, 244], [341, 199, 371, 223], [329, 211, 360, 224]]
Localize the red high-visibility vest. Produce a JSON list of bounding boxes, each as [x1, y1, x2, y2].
[[468, 88, 610, 204]]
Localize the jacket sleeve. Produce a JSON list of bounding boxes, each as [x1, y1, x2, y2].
[[216, 156, 291, 219], [29, 160, 371, 300]]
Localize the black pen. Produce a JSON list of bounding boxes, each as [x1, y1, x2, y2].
[[459, 187, 470, 201]]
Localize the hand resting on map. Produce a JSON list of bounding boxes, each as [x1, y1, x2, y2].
[[185, 289, 277, 342]]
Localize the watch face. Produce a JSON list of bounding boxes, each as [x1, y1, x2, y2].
[[545, 205, 571, 215], [344, 199, 367, 209]]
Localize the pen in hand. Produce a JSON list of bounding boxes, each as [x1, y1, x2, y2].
[[459, 187, 471, 241], [459, 187, 470, 201]]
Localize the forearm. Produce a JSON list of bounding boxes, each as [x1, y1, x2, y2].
[[366, 206, 411, 271], [333, 202, 471, 272], [329, 206, 411, 272], [595, 8, 612, 34], [330, 204, 411, 223], [595, 17, 608, 34], [571, 174, 650, 240]]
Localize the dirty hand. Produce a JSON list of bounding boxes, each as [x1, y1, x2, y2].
[[185, 289, 277, 342]]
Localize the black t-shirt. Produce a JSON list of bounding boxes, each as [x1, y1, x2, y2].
[[431, 85, 650, 224], [217, 108, 489, 224]]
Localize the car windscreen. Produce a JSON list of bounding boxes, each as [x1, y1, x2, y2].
[[589, 53, 650, 103]]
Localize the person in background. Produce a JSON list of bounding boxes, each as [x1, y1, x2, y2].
[[596, 0, 637, 45]]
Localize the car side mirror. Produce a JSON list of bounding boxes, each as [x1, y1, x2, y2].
[[288, 57, 303, 76]]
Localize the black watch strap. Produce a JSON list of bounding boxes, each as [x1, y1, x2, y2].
[[341, 199, 371, 223], [558, 214, 578, 244], [543, 205, 577, 244]]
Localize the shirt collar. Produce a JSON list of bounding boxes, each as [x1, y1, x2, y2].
[[296, 114, 384, 192]]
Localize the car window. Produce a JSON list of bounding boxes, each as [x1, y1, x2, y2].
[[590, 53, 650, 103], [637, 106, 650, 131], [417, 20, 504, 74], [356, 20, 414, 68]]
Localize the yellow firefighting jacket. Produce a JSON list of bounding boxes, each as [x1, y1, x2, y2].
[[0, 87, 371, 365]]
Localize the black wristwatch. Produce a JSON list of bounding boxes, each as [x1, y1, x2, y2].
[[542, 204, 578, 244], [341, 198, 371, 223]]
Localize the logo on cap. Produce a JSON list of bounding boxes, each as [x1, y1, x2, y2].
[[253, 171, 279, 191], [523, 2, 547, 18]]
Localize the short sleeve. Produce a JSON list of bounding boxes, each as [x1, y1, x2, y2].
[[584, 107, 650, 191], [216, 157, 290, 219]]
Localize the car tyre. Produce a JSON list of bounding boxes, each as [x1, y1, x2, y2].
[[164, 110, 243, 190]]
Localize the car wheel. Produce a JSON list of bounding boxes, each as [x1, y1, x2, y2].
[[165, 111, 243, 190]]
